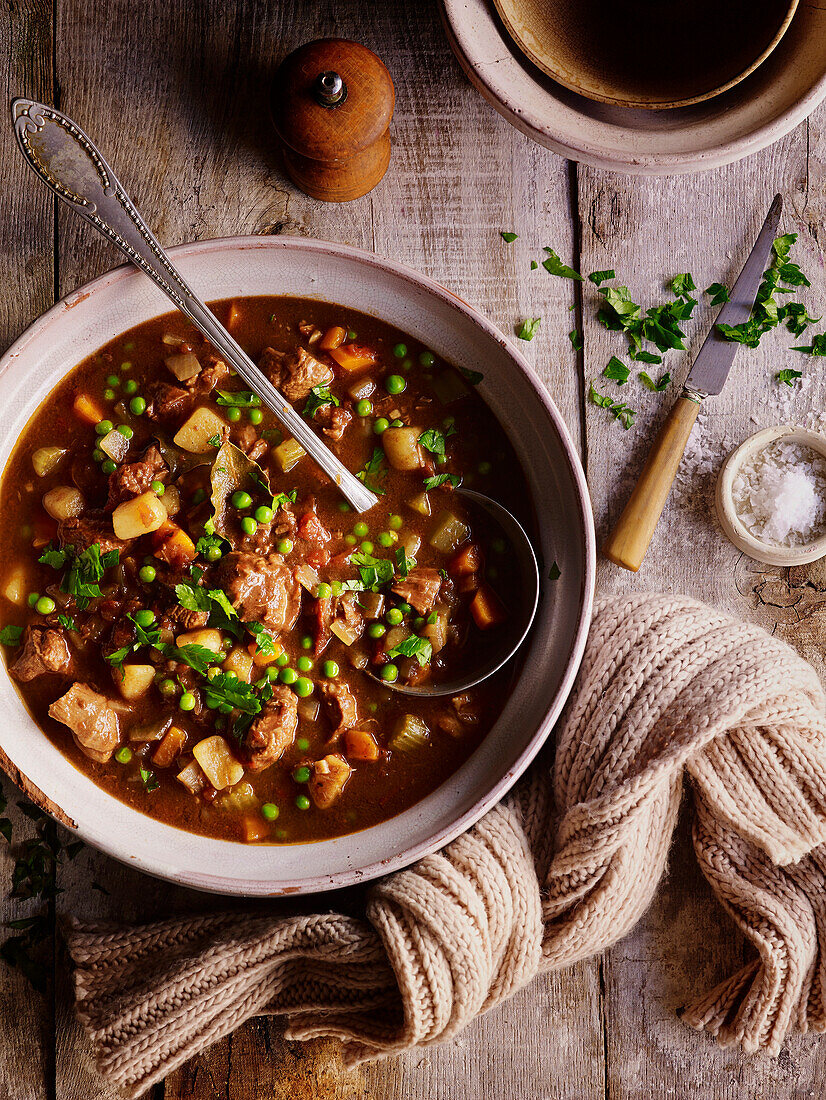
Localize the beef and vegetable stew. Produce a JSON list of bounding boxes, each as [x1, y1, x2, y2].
[[0, 297, 531, 843]]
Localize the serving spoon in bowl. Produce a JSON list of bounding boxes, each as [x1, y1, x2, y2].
[[11, 97, 541, 693]]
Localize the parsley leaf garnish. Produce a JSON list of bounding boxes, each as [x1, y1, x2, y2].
[[39, 543, 120, 611], [303, 385, 340, 418], [387, 635, 433, 666], [57, 615, 76, 632], [776, 368, 803, 387], [639, 371, 671, 392], [516, 318, 541, 341], [669, 273, 696, 297], [424, 473, 461, 491], [500, 231, 518, 243], [215, 390, 262, 409], [542, 249, 583, 281], [0, 625, 23, 646], [588, 383, 636, 430], [395, 546, 416, 578], [418, 426, 455, 457], [139, 766, 160, 793], [548, 561, 561, 581], [163, 643, 222, 675], [457, 367, 483, 385], [705, 282, 730, 306], [569, 329, 583, 351], [271, 489, 298, 509], [603, 357, 630, 385], [207, 433, 221, 448], [349, 551, 395, 591], [203, 672, 261, 715], [783, 303, 820, 337], [588, 270, 615, 286], [792, 334, 826, 356], [248, 622, 278, 656], [356, 447, 387, 496]]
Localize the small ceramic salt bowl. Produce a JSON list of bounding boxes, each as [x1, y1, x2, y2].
[[716, 425, 826, 567]]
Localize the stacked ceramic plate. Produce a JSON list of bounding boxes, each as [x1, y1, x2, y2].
[[439, 0, 826, 173]]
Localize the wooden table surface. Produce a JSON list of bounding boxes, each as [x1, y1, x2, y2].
[[2, 1, 825, 1097]]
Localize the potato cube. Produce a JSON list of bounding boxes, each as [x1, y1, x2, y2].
[[112, 491, 167, 539], [175, 628, 223, 654], [382, 427, 423, 471], [42, 485, 85, 522], [113, 663, 156, 700], [173, 407, 228, 453], [3, 566, 27, 606], [192, 735, 244, 790], [273, 437, 306, 473], [31, 446, 68, 478], [99, 429, 130, 463], [165, 351, 201, 381], [176, 759, 208, 794], [429, 511, 470, 554], [222, 646, 254, 683]]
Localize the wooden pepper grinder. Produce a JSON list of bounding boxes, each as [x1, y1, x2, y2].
[[271, 39, 395, 203]]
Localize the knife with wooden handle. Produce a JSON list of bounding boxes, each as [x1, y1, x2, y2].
[[603, 193, 783, 573]]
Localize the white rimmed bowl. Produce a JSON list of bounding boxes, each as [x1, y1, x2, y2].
[[0, 236, 595, 896], [716, 425, 826, 567]]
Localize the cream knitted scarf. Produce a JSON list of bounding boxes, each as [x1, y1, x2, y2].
[[65, 593, 826, 1096]]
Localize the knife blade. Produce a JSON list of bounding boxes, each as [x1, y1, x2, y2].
[[684, 193, 783, 396], [603, 192, 785, 573]]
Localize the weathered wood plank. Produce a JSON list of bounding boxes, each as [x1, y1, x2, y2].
[[0, 3, 54, 1098], [577, 102, 826, 1099]]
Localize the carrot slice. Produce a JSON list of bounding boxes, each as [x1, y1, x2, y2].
[[319, 325, 347, 351], [328, 344, 378, 372], [449, 543, 484, 576], [73, 394, 105, 425], [152, 726, 187, 768], [469, 584, 507, 630], [345, 729, 380, 761]]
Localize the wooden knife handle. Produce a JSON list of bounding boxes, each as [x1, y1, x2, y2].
[[602, 393, 701, 572]]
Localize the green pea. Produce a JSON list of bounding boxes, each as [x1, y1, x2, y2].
[[296, 737, 310, 751], [261, 803, 279, 821], [297, 656, 313, 672], [191, 488, 207, 505], [279, 667, 298, 685], [255, 505, 273, 524], [231, 490, 253, 509], [277, 538, 293, 554], [106, 375, 120, 388], [115, 746, 132, 764], [27, 592, 40, 608], [151, 480, 165, 496], [353, 521, 369, 538], [123, 378, 139, 395], [227, 406, 241, 422], [295, 794, 311, 811], [393, 342, 407, 358], [389, 514, 403, 530], [322, 659, 339, 677], [378, 531, 397, 548], [396, 602, 412, 616], [384, 374, 406, 395], [95, 419, 113, 436], [419, 351, 435, 367], [104, 388, 116, 401], [301, 635, 313, 650], [241, 517, 257, 536], [401, 358, 413, 371], [373, 417, 390, 435], [492, 537, 506, 554], [478, 460, 492, 475], [344, 534, 357, 546], [101, 459, 117, 475], [368, 701, 378, 713], [347, 330, 357, 340], [360, 540, 374, 554], [275, 652, 289, 667], [316, 582, 332, 599], [293, 765, 311, 784], [92, 449, 104, 463], [117, 424, 133, 439], [368, 623, 386, 639], [133, 609, 155, 627], [120, 360, 132, 372], [139, 565, 156, 583], [294, 677, 314, 698], [338, 502, 351, 512], [205, 545, 223, 562], [129, 397, 146, 415], [179, 691, 196, 712], [158, 678, 177, 697], [386, 608, 403, 626], [35, 596, 55, 615], [248, 408, 263, 425], [356, 399, 373, 417], [224, 670, 238, 681], [380, 663, 399, 682]]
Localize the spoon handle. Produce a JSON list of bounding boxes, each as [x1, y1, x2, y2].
[[10, 97, 378, 514]]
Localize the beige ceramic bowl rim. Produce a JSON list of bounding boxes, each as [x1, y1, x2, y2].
[[0, 234, 596, 896], [490, 0, 800, 110], [438, 0, 826, 174], [716, 425, 826, 566]]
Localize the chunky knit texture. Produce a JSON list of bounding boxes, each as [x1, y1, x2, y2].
[[65, 594, 826, 1096]]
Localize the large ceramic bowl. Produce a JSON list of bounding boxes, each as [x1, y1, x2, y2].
[[0, 237, 595, 895]]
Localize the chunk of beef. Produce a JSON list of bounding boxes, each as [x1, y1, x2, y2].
[[298, 510, 331, 547], [313, 403, 352, 442], [217, 551, 301, 631], [239, 685, 298, 772], [145, 381, 194, 426], [185, 355, 229, 395], [58, 513, 129, 556], [308, 754, 352, 809], [318, 679, 358, 737], [105, 445, 168, 511], [167, 604, 209, 630], [310, 594, 333, 655], [391, 567, 442, 615], [232, 423, 268, 461], [11, 626, 72, 682], [309, 591, 363, 655], [261, 345, 333, 402], [48, 682, 120, 763]]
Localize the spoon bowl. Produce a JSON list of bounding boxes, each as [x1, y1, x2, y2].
[[365, 488, 540, 697]]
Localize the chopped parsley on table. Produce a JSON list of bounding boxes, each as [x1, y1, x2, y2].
[[516, 318, 541, 341], [603, 357, 630, 385]]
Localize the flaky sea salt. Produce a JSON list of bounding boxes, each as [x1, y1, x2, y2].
[[732, 440, 826, 547]]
